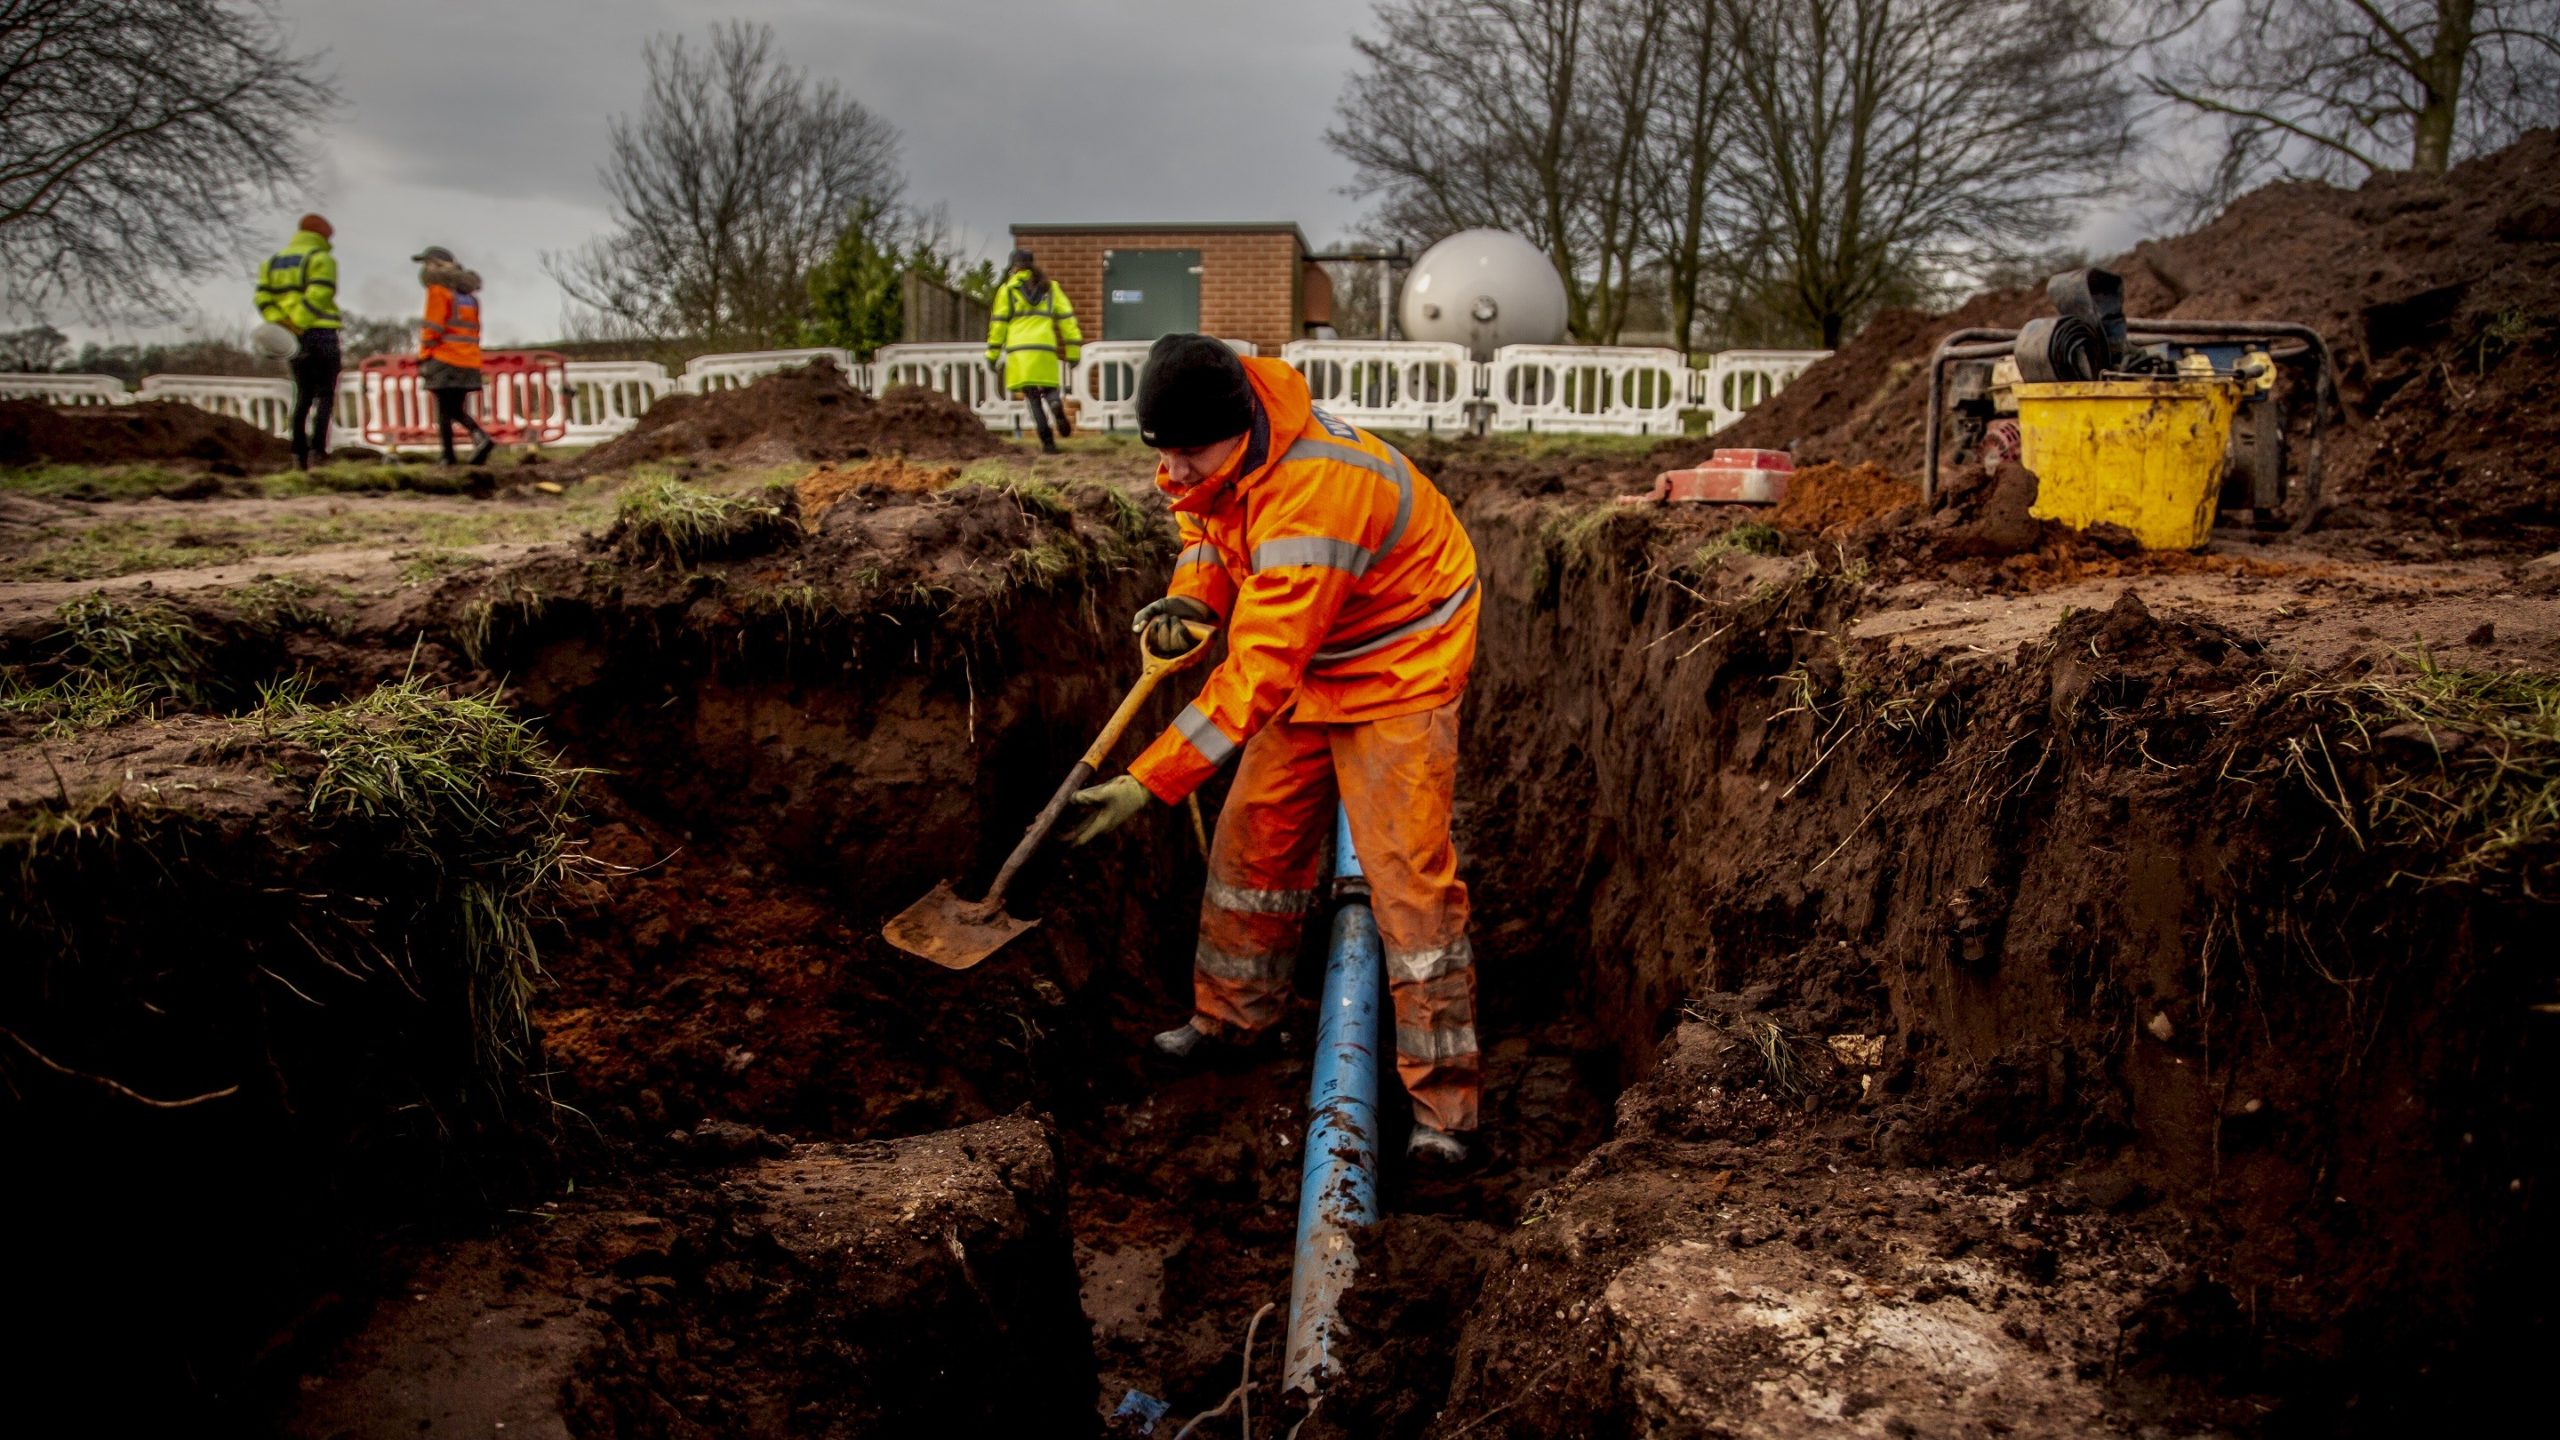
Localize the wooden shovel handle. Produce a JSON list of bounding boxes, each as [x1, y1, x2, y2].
[[977, 622, 1215, 912]]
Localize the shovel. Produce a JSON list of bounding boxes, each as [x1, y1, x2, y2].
[[883, 620, 1214, 969]]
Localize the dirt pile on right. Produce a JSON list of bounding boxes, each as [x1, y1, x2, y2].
[[573, 359, 1002, 474], [1714, 127, 2560, 544], [0, 397, 294, 471]]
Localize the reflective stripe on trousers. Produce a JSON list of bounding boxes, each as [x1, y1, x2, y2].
[[1189, 696, 1479, 1132]]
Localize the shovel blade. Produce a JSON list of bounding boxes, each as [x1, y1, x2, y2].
[[881, 879, 1040, 970]]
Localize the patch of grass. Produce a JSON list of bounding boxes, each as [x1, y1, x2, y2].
[[1691, 521, 1784, 567], [953, 467, 1074, 522], [2289, 652, 2560, 885], [1003, 538, 1078, 591], [245, 679, 588, 1089], [52, 592, 209, 700], [232, 574, 349, 635], [0, 463, 204, 499], [400, 548, 482, 585], [1074, 479, 1157, 545], [456, 586, 549, 670], [0, 593, 212, 733], [0, 498, 617, 582], [611, 477, 797, 567], [737, 582, 839, 640]]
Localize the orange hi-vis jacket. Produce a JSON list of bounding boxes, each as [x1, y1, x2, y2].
[[420, 285, 482, 369], [1127, 358, 1480, 804]]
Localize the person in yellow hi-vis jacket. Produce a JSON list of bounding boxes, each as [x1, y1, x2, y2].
[[985, 249, 1082, 454], [253, 214, 343, 471]]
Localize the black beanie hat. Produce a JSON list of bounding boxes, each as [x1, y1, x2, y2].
[[1006, 248, 1034, 271], [1137, 334, 1253, 449]]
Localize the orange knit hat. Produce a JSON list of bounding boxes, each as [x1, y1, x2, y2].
[[297, 213, 333, 239]]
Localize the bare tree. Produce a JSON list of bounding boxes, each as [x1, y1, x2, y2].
[[547, 21, 905, 349], [0, 0, 336, 320], [1330, 1, 1585, 283], [1725, 0, 2131, 347], [1638, 0, 1747, 352], [1333, 0, 1682, 340], [2138, 0, 2560, 206]]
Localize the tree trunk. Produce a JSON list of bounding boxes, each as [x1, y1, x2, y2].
[[2410, 0, 2476, 174]]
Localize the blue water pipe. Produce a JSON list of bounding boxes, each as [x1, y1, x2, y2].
[[1281, 804, 1384, 1397]]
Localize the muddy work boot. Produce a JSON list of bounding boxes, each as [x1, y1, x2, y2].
[[468, 435, 496, 467], [1407, 1124, 1469, 1166], [1152, 1017, 1215, 1059]]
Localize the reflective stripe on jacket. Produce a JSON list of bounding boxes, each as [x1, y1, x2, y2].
[[421, 285, 482, 370], [985, 271, 1083, 391], [1126, 357, 1480, 804], [254, 231, 341, 333]]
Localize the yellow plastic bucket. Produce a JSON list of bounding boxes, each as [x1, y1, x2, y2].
[[2015, 379, 2238, 550]]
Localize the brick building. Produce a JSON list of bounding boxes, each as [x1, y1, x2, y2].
[[1006, 222, 1333, 355]]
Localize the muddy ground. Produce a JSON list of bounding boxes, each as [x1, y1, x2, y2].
[[6, 148, 2558, 1436]]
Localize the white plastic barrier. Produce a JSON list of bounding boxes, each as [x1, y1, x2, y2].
[[10, 342, 1831, 447], [1692, 349, 1830, 432], [1487, 345, 1688, 435], [678, 347, 862, 394], [874, 342, 1018, 430], [1063, 341, 1152, 434], [1280, 340, 1473, 434], [138, 375, 295, 436], [560, 360, 673, 445], [1, 373, 131, 406]]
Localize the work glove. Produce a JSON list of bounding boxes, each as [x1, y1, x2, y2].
[[986, 355, 1003, 374], [1066, 774, 1156, 847], [1133, 595, 1215, 659]]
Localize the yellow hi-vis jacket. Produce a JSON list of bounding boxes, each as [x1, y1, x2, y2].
[[255, 230, 341, 333], [985, 271, 1082, 391], [1126, 357, 1481, 804]]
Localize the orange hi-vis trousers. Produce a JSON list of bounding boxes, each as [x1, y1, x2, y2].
[[1192, 697, 1479, 1133]]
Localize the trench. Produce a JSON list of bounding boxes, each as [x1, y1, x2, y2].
[[432, 514, 1633, 1437], [15, 471, 2540, 1435]]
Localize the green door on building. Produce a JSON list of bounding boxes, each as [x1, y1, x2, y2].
[[1103, 249, 1202, 340]]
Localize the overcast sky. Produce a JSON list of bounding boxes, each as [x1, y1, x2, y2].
[[111, 0, 2153, 349], [132, 0, 1380, 345]]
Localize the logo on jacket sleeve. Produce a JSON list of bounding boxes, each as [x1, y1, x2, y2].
[[1312, 408, 1358, 441]]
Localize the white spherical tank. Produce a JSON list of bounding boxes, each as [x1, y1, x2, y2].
[[1398, 228, 1569, 360]]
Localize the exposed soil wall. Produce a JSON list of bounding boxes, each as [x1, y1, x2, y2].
[[1, 706, 574, 1422], [1431, 490, 2556, 1433]]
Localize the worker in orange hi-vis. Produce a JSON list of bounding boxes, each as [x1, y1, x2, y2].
[[1063, 333, 1483, 1165], [412, 245, 495, 466]]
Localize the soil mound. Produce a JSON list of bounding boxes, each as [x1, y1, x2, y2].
[[0, 398, 293, 471], [573, 360, 1001, 474], [1712, 128, 2560, 544], [1773, 460, 1919, 535]]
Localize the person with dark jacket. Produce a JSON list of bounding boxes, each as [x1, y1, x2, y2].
[[414, 246, 495, 466], [985, 249, 1083, 453], [254, 214, 343, 470]]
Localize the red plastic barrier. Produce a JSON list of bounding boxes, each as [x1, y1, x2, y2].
[[358, 351, 569, 448]]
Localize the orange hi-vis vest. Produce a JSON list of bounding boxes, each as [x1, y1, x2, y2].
[[1126, 357, 1480, 804], [420, 285, 482, 369]]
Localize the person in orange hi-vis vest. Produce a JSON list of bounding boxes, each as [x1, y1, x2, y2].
[[413, 245, 495, 466], [1063, 334, 1482, 1165]]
